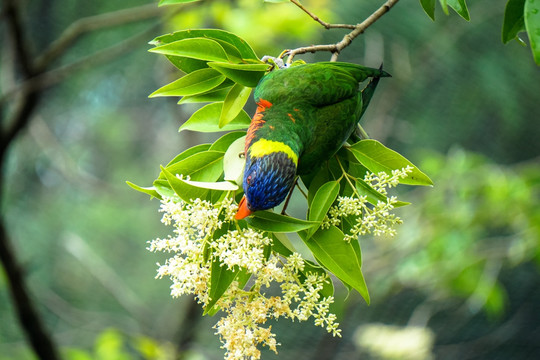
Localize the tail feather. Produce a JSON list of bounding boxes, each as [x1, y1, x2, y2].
[[358, 63, 386, 121]]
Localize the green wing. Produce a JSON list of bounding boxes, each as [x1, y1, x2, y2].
[[254, 62, 388, 107]]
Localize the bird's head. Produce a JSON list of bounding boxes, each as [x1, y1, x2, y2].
[[235, 140, 298, 220]]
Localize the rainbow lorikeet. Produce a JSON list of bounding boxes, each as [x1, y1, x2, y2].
[[235, 62, 390, 220]]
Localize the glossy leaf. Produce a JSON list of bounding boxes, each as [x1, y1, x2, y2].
[[272, 233, 296, 257], [302, 260, 334, 299], [181, 179, 238, 191], [219, 84, 252, 128], [304, 167, 332, 206], [525, 0, 540, 64], [223, 136, 246, 185], [178, 84, 233, 104], [206, 258, 240, 314], [150, 38, 230, 62], [447, 0, 470, 21], [209, 131, 246, 152], [439, 0, 449, 15], [300, 226, 369, 303], [159, 166, 211, 203], [502, 0, 526, 44], [160, 150, 224, 182], [179, 103, 251, 133], [348, 140, 433, 186], [420, 0, 436, 20], [150, 29, 259, 61], [125, 181, 161, 199], [355, 179, 410, 207], [306, 181, 340, 238], [208, 62, 269, 87], [246, 211, 319, 233], [153, 179, 176, 199], [309, 181, 340, 223], [150, 68, 225, 98], [166, 144, 211, 167]]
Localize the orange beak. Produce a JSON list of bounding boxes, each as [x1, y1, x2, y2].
[[235, 195, 252, 220]]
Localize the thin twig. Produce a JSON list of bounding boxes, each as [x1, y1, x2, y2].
[[290, 0, 355, 29], [285, 0, 400, 64], [0, 22, 162, 107]]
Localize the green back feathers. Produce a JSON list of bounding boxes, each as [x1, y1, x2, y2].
[[254, 62, 389, 107], [249, 61, 388, 173]]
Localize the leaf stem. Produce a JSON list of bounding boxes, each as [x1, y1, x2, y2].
[[335, 156, 361, 199]]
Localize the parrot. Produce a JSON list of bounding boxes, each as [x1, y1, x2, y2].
[[235, 61, 390, 220]]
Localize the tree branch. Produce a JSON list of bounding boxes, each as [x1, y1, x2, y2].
[[0, 221, 62, 360], [290, 0, 355, 29], [0, 2, 183, 359], [284, 0, 400, 64], [34, 3, 169, 71]]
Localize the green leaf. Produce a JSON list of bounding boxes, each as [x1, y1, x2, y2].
[[161, 150, 224, 182], [420, 0, 436, 20], [246, 211, 319, 233], [166, 144, 211, 167], [180, 103, 251, 133], [159, 165, 228, 203], [153, 179, 176, 198], [219, 84, 252, 128], [525, 0, 540, 64], [206, 258, 240, 314], [502, 0, 526, 44], [272, 233, 296, 256], [126, 181, 161, 199], [439, 0, 449, 15], [302, 260, 334, 298], [151, 29, 259, 61], [150, 68, 226, 98], [308, 181, 340, 223], [209, 131, 246, 152], [208, 62, 269, 87], [447, 0, 470, 21], [178, 83, 233, 104], [300, 226, 369, 303], [181, 179, 238, 191], [223, 135, 246, 185], [304, 167, 332, 206], [150, 38, 230, 62], [355, 179, 410, 208], [306, 181, 340, 238], [159, 0, 202, 5], [348, 140, 433, 186]]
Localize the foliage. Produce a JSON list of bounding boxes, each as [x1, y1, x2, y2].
[[417, 0, 540, 64], [129, 22, 432, 358]]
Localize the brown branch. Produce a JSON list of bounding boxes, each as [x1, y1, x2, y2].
[[0, 2, 61, 359], [0, 221, 62, 360], [0, 2, 184, 359], [34, 3, 169, 71], [0, 22, 162, 107], [290, 0, 355, 29], [284, 0, 400, 63]]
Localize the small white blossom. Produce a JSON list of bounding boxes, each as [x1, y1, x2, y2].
[[323, 167, 411, 242], [150, 197, 341, 360]]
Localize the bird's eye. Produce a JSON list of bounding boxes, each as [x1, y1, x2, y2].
[[239, 152, 245, 159]]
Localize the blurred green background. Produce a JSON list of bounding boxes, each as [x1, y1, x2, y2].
[[1, 0, 539, 359]]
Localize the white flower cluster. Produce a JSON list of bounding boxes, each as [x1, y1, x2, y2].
[[148, 196, 340, 360], [323, 167, 412, 241]]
